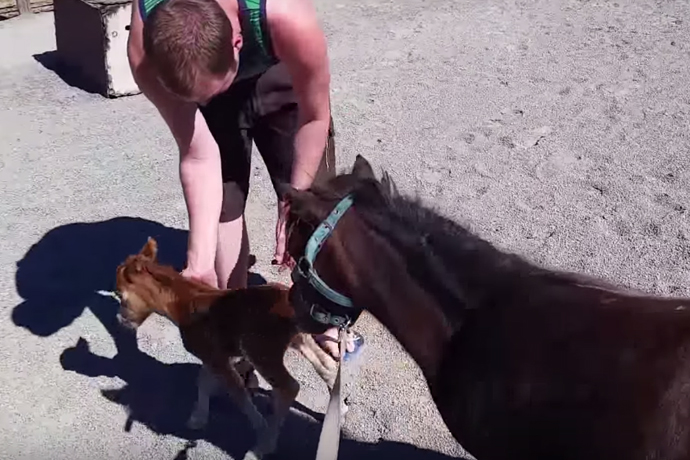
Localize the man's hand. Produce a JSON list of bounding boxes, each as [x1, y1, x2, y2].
[[181, 265, 218, 288]]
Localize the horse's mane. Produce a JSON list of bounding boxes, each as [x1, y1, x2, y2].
[[334, 170, 633, 327]]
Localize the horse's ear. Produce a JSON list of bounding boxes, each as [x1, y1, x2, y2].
[[352, 154, 376, 181], [380, 170, 399, 197], [140, 237, 158, 260]]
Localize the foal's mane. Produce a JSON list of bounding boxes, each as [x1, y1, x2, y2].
[[131, 257, 220, 297], [310, 169, 633, 328]]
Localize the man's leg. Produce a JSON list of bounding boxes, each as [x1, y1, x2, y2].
[[252, 64, 364, 361], [197, 80, 257, 291], [198, 77, 261, 386], [216, 216, 250, 289]]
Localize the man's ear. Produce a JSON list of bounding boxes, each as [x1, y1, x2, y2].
[[233, 33, 243, 52], [140, 237, 158, 261], [352, 154, 376, 181]]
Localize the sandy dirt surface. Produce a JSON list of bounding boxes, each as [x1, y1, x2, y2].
[[1, 0, 689, 459]]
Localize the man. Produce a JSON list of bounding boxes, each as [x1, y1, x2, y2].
[[126, 0, 363, 360]]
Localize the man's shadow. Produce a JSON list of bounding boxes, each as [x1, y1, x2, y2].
[[12, 215, 266, 348], [12, 216, 462, 459]]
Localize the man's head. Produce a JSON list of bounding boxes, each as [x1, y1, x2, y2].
[[142, 0, 241, 104]]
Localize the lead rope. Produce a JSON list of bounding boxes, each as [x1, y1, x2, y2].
[[315, 328, 347, 460]]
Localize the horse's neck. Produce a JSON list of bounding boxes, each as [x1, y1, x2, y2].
[[425, 233, 532, 310], [339, 234, 454, 381]]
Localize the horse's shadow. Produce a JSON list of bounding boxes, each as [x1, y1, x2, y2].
[[12, 216, 460, 459]]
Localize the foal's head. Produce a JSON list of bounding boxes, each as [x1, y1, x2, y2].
[[113, 237, 167, 329], [114, 237, 204, 330]]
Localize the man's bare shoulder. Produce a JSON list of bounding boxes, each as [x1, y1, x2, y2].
[[265, 0, 323, 39], [265, 0, 327, 66]]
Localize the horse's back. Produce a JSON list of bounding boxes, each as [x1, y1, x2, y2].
[[430, 288, 690, 460]]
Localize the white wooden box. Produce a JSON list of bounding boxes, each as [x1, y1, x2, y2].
[[53, 0, 141, 97]]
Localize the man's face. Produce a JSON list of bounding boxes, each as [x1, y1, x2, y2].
[[187, 70, 236, 106], [157, 68, 235, 105]]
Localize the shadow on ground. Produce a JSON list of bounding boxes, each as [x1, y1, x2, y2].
[[13, 216, 188, 340], [12, 216, 457, 459], [33, 50, 103, 95], [61, 335, 457, 459], [12, 216, 267, 340]]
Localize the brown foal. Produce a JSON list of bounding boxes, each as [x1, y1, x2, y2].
[[114, 237, 338, 460]]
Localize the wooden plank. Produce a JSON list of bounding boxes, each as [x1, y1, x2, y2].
[[0, 0, 51, 17], [16, 0, 32, 14]]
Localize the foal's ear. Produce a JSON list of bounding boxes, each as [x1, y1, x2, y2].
[[352, 154, 376, 181], [140, 237, 158, 260]]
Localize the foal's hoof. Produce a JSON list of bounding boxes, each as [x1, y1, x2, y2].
[[185, 411, 208, 430], [244, 426, 277, 460], [245, 371, 260, 394], [242, 445, 275, 460], [242, 451, 263, 460]]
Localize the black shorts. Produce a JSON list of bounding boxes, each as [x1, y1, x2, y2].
[[198, 62, 336, 223]]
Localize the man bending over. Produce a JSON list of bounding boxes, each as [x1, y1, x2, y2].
[[126, 0, 364, 360]]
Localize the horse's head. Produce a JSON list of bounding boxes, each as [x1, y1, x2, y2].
[[281, 156, 455, 378], [114, 237, 169, 330], [280, 155, 381, 261], [279, 155, 387, 334]]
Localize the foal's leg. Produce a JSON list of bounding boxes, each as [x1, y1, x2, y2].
[[201, 356, 267, 437], [224, 365, 267, 432], [235, 357, 260, 393], [187, 364, 220, 430], [242, 339, 299, 460]]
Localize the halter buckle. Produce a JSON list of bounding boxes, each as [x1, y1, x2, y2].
[[309, 304, 351, 328]]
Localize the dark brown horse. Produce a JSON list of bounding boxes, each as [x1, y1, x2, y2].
[[279, 154, 690, 460]]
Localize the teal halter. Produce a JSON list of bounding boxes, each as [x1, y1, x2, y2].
[[291, 194, 357, 327]]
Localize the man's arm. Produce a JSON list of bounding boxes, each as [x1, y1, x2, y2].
[[269, 0, 332, 191], [127, 21, 222, 277]]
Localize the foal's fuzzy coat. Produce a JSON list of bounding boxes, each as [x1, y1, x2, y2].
[[114, 238, 338, 460]]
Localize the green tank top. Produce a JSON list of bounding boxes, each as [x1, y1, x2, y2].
[[139, 0, 279, 83]]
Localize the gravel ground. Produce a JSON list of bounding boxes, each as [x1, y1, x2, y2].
[[1, 0, 689, 459]]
